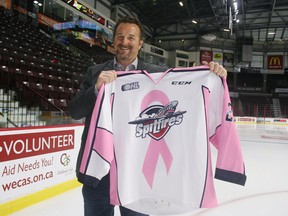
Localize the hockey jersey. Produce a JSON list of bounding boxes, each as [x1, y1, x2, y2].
[[79, 66, 246, 215]]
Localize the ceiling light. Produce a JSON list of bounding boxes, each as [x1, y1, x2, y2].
[[179, 1, 183, 6], [192, 20, 197, 24], [34, 0, 42, 6], [223, 28, 230, 32], [268, 32, 275, 35]]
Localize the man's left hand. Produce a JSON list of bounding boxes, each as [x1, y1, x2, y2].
[[202, 61, 227, 77]]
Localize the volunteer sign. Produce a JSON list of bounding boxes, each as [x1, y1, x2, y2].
[[0, 130, 74, 162], [0, 125, 83, 204]]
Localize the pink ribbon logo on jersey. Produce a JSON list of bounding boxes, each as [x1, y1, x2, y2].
[[129, 90, 186, 188]]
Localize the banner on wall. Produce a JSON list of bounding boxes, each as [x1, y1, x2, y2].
[[212, 52, 223, 64], [223, 53, 234, 67], [38, 14, 59, 27], [14, 4, 27, 15], [60, 0, 105, 26], [0, 125, 83, 204], [0, 0, 11, 10], [267, 55, 283, 70], [200, 50, 212, 63]]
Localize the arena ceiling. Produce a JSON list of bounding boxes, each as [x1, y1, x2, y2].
[[109, 0, 288, 51]]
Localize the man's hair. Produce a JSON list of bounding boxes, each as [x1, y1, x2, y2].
[[113, 16, 144, 40]]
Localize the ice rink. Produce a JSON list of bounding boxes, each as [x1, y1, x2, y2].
[[9, 124, 288, 216]]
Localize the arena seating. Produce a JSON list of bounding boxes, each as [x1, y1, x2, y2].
[[69, 39, 115, 64], [238, 94, 274, 117], [0, 7, 112, 116], [279, 96, 288, 117], [0, 6, 116, 126]]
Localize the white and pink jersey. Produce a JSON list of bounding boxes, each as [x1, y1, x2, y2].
[[79, 66, 246, 215]]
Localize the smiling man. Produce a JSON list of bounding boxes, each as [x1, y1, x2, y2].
[[70, 16, 228, 216], [113, 21, 143, 67]]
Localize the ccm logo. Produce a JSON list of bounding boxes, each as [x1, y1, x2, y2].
[[172, 81, 192, 85]]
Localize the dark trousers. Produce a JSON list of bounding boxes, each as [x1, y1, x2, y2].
[[82, 174, 148, 216]]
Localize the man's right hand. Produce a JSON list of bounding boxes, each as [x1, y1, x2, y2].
[[96, 70, 117, 90]]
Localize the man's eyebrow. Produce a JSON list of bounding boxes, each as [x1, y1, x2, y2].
[[115, 33, 136, 37]]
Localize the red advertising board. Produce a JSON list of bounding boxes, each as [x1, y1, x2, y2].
[[200, 50, 212, 63], [0, 130, 74, 162], [267, 55, 283, 69]]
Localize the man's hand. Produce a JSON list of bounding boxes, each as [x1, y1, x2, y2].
[[96, 70, 117, 90], [202, 61, 227, 77]]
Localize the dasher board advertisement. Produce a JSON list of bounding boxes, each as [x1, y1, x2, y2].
[[0, 124, 83, 203]]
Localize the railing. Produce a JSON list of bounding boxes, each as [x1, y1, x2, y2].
[[0, 111, 18, 127]]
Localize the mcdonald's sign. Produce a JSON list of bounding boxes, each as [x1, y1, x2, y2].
[[267, 55, 283, 69]]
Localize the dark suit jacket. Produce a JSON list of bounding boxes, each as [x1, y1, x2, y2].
[[70, 59, 168, 186]]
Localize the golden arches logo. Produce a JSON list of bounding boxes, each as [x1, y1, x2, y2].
[[268, 56, 283, 69], [269, 57, 281, 66]]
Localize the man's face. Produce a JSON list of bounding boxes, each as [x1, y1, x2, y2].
[[113, 23, 143, 66]]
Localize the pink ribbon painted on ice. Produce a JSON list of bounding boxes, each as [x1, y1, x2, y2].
[[141, 90, 173, 188]]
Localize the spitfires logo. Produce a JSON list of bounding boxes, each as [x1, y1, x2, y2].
[[129, 101, 186, 140]]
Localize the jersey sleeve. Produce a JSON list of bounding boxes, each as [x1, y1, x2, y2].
[[210, 77, 247, 186], [78, 83, 115, 188]]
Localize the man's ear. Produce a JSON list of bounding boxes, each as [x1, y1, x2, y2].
[[139, 39, 144, 50]]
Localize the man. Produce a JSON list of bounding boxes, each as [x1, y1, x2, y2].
[[70, 16, 227, 216]]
